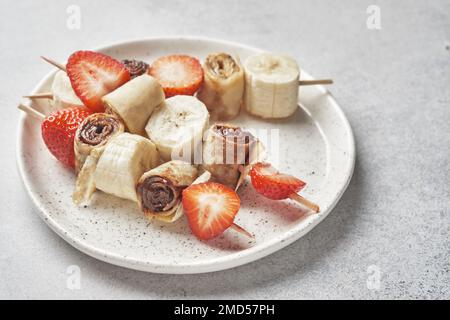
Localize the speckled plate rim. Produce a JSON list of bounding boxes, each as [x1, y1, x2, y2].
[[16, 36, 355, 274]]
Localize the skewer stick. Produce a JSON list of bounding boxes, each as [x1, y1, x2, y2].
[[23, 92, 53, 99], [231, 223, 254, 239], [41, 56, 66, 72], [299, 79, 333, 86], [289, 193, 320, 213], [17, 104, 45, 121]]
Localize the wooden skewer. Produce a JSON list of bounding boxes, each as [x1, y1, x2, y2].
[[289, 193, 320, 213], [231, 223, 254, 239], [17, 104, 45, 121], [41, 56, 66, 72], [299, 79, 333, 86], [23, 92, 53, 99]]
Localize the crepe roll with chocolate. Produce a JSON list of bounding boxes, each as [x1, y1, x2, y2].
[[74, 113, 125, 174], [197, 53, 244, 120], [202, 124, 264, 190], [102, 74, 164, 135], [73, 113, 125, 204], [121, 59, 150, 79], [137, 160, 198, 222]]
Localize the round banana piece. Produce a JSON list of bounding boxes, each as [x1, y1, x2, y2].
[[136, 160, 198, 223], [74, 113, 125, 174], [243, 53, 299, 119], [197, 53, 244, 120], [51, 71, 84, 111], [145, 95, 209, 162], [102, 74, 164, 135], [94, 133, 160, 202]]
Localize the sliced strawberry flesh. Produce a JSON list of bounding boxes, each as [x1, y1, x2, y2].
[[150, 55, 203, 97], [67, 51, 130, 112], [250, 162, 306, 200], [182, 182, 240, 240]]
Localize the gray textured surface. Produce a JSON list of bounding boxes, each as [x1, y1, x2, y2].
[[0, 0, 449, 299]]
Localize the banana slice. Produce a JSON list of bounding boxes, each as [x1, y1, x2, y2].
[[102, 74, 164, 135], [243, 53, 299, 119], [51, 71, 84, 111], [202, 124, 265, 189], [197, 53, 244, 120], [94, 133, 160, 202], [74, 113, 125, 174], [136, 160, 198, 223], [145, 95, 209, 162]]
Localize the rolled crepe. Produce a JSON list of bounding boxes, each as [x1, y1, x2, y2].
[[102, 74, 164, 135], [202, 124, 264, 189], [74, 113, 125, 174], [197, 53, 244, 120], [136, 160, 198, 222]]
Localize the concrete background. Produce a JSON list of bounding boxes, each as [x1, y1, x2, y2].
[[0, 0, 449, 299]]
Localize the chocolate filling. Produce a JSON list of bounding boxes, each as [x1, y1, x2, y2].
[[213, 124, 256, 145], [79, 115, 120, 146], [213, 124, 257, 165], [122, 59, 149, 79], [138, 176, 178, 213], [205, 53, 240, 79]]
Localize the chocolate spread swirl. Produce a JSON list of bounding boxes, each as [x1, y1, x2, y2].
[[78, 115, 121, 146], [212, 124, 257, 165], [121, 59, 149, 79], [213, 124, 256, 146], [137, 176, 178, 213]]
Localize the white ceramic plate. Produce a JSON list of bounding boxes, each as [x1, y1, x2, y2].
[[17, 37, 355, 274]]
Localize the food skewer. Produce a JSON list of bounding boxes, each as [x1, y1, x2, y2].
[[289, 193, 320, 213], [41, 56, 66, 71], [23, 49, 323, 242], [230, 223, 254, 239], [17, 103, 45, 120], [299, 79, 333, 86], [23, 93, 54, 99]]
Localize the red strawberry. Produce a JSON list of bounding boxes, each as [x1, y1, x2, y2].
[[66, 51, 131, 112], [41, 106, 92, 168], [250, 162, 306, 200], [182, 182, 241, 240], [149, 55, 203, 98]]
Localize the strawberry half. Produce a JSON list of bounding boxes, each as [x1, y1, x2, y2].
[[41, 106, 92, 168], [149, 54, 203, 98], [66, 51, 131, 112], [250, 162, 306, 200], [182, 182, 241, 240]]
